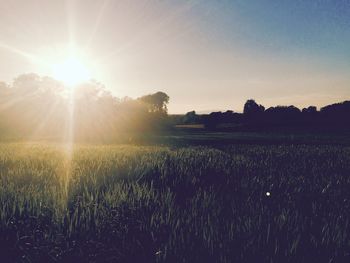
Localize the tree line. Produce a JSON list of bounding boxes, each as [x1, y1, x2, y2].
[[0, 74, 170, 141], [181, 99, 350, 131], [1, 73, 349, 141]]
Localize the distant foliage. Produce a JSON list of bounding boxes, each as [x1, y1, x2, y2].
[[139, 91, 170, 115], [201, 99, 350, 130], [243, 99, 265, 119], [1, 73, 350, 135], [0, 74, 170, 141]]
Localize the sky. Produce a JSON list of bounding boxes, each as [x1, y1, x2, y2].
[[0, 0, 349, 113]]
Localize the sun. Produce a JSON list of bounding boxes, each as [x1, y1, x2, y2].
[[52, 57, 91, 86]]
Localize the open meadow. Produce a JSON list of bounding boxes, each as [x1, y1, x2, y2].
[[1, 140, 350, 262]]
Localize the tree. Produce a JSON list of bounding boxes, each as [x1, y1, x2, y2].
[[320, 101, 350, 127], [265, 105, 301, 124], [139, 91, 169, 114], [203, 112, 222, 129], [183, 111, 199, 124], [302, 106, 317, 114], [243, 99, 265, 120]]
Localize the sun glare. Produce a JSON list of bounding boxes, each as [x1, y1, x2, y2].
[[52, 57, 91, 86]]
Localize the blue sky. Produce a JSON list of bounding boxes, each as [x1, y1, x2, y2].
[[192, 0, 350, 66], [0, 0, 349, 113]]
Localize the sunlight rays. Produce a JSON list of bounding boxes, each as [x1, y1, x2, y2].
[[96, 0, 200, 63], [52, 57, 91, 86], [27, 97, 62, 140], [64, 89, 76, 158], [84, 0, 111, 50], [0, 42, 40, 63]]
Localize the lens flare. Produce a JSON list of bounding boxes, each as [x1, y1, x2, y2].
[[52, 57, 91, 86]]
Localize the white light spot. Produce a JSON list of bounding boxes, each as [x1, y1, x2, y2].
[[52, 57, 91, 86], [266, 192, 271, 197]]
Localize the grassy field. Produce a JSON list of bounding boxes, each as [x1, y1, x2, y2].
[[1, 142, 350, 262]]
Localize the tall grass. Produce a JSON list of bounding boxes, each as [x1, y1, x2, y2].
[[0, 143, 350, 262]]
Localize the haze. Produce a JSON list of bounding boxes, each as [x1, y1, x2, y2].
[[0, 0, 349, 113]]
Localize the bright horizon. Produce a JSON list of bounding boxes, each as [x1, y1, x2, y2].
[[0, 0, 349, 114]]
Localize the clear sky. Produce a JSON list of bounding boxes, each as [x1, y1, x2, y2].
[[0, 0, 349, 113]]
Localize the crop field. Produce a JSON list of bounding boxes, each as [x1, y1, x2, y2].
[[1, 142, 350, 262]]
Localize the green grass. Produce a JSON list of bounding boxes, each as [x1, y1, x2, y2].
[[1, 142, 350, 262]]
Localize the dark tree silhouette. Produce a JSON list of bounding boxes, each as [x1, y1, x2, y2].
[[302, 106, 317, 114], [203, 112, 222, 129], [243, 99, 265, 117], [200, 99, 350, 131], [264, 106, 301, 127], [320, 101, 350, 116], [183, 111, 200, 124], [320, 101, 350, 127]]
